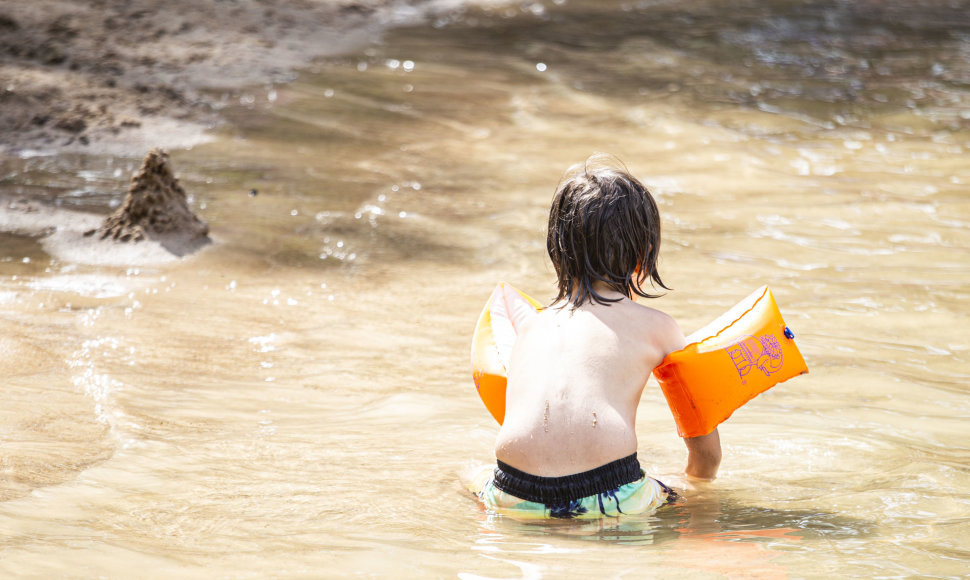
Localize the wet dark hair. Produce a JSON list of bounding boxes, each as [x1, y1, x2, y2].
[[546, 154, 669, 308]]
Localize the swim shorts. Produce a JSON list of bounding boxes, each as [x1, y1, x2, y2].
[[470, 453, 678, 519]]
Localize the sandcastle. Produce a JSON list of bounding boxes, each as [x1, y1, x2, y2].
[[85, 148, 210, 256]]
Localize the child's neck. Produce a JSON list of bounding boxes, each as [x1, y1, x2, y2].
[[591, 281, 631, 301]]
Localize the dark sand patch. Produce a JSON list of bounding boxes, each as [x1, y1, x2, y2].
[[0, 0, 515, 156]]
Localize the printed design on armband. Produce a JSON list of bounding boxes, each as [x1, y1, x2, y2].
[[724, 333, 784, 382]]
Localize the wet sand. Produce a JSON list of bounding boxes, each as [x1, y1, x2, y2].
[[0, 0, 513, 156], [0, 0, 516, 261]]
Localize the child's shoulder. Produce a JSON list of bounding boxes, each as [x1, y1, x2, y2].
[[620, 300, 686, 353], [613, 296, 672, 320]]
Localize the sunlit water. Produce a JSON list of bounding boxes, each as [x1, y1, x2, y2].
[[1, 0, 968, 577]]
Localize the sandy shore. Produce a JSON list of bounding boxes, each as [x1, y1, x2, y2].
[[0, 0, 512, 156], [0, 0, 517, 263]]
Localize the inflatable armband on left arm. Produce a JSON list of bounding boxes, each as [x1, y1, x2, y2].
[[470, 283, 541, 424]]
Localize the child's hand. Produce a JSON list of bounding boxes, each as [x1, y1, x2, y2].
[[683, 428, 721, 481]]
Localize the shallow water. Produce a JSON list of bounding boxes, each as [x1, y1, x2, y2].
[[1, 0, 969, 577]]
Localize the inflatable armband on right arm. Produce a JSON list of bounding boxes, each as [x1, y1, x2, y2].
[[652, 286, 808, 438]]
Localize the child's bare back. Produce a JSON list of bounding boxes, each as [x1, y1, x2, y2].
[[496, 283, 684, 476]]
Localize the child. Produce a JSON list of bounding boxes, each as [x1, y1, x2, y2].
[[476, 155, 721, 519]]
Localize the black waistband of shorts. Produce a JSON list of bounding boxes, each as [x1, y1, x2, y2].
[[493, 453, 643, 505]]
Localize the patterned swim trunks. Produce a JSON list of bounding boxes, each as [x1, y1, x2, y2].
[[469, 453, 677, 520]]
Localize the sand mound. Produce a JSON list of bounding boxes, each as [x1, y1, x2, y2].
[[85, 148, 210, 256]]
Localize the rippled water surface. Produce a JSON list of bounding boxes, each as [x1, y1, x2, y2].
[[1, 0, 968, 577]]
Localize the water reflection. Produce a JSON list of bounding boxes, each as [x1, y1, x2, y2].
[[465, 488, 876, 580], [400, 0, 970, 135], [471, 489, 874, 545]]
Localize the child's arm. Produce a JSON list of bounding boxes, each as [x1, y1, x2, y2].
[[683, 427, 721, 480], [652, 309, 721, 479]]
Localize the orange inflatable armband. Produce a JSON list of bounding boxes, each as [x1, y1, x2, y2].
[[470, 283, 542, 424], [653, 286, 808, 437]]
